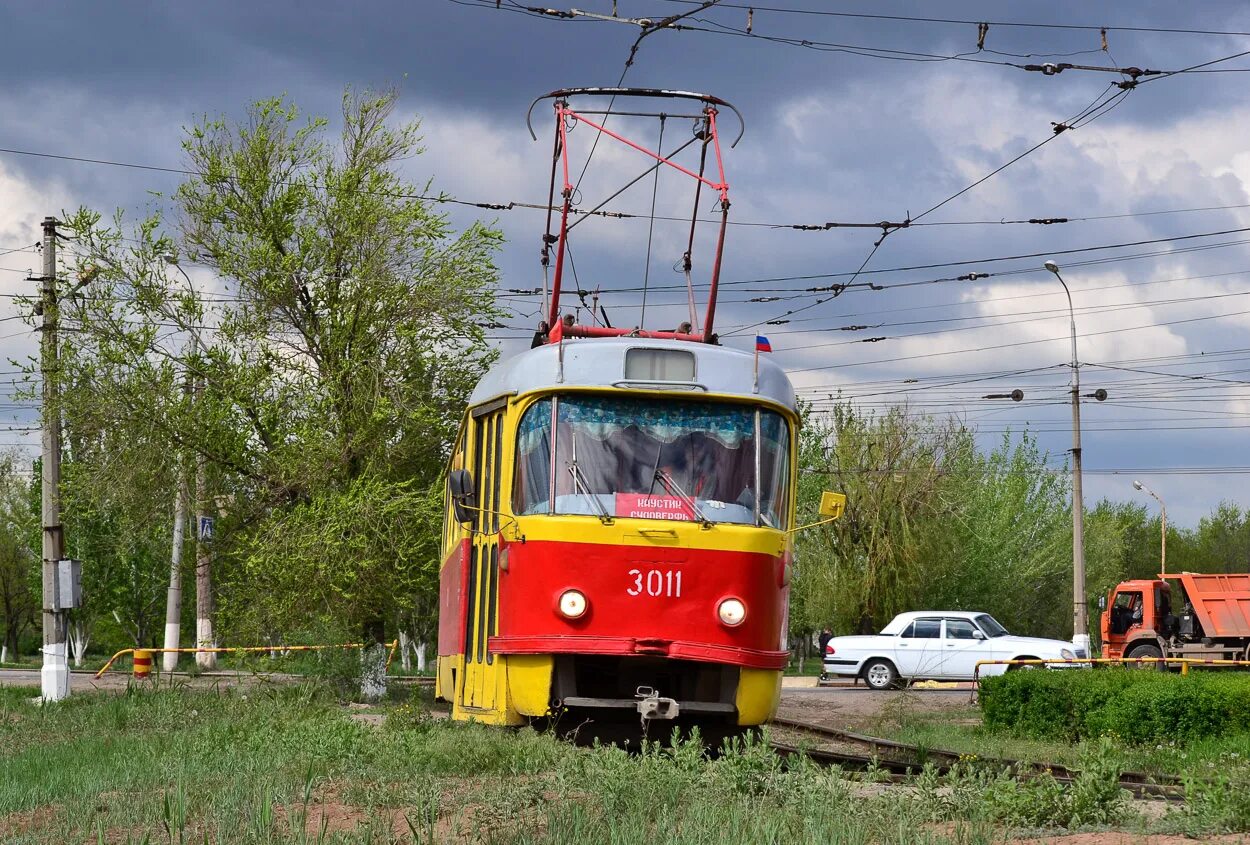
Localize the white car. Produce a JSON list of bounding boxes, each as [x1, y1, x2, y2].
[[822, 611, 1086, 690]]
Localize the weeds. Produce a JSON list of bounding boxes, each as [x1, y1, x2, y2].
[[1166, 768, 1250, 834], [161, 779, 189, 845], [0, 685, 1238, 843]]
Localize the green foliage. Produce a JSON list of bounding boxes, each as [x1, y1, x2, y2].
[[917, 431, 1071, 637], [921, 739, 1129, 830], [981, 669, 1250, 743], [226, 476, 443, 639], [789, 396, 1250, 652], [51, 87, 502, 646], [0, 453, 38, 657], [791, 402, 1079, 640], [792, 402, 975, 635], [29, 687, 1250, 841], [1173, 769, 1250, 834]]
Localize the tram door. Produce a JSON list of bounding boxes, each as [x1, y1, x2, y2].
[[461, 408, 505, 711]]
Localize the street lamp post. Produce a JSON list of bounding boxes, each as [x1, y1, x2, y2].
[[1044, 259, 1090, 657], [1133, 480, 1167, 574]]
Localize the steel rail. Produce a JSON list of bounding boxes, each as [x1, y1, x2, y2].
[[769, 716, 1185, 801]]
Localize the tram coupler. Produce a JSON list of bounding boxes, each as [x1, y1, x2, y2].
[[635, 686, 680, 720]]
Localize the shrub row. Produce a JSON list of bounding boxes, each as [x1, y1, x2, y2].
[[980, 669, 1250, 743]]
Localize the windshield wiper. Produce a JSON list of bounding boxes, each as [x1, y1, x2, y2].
[[567, 460, 613, 524], [654, 469, 713, 528]]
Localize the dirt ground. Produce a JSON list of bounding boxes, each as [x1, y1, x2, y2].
[[0, 667, 310, 691], [777, 686, 980, 732]]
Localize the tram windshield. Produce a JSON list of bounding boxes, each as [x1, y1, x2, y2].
[[513, 395, 791, 528]]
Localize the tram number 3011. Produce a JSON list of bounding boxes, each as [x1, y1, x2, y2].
[[627, 568, 683, 598]]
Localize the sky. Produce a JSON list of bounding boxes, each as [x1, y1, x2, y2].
[[4, 0, 1250, 525]]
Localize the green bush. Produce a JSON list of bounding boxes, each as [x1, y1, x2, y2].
[[981, 669, 1250, 743]]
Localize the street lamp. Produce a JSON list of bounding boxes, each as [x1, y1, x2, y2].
[[1044, 259, 1090, 657], [1133, 480, 1168, 575]]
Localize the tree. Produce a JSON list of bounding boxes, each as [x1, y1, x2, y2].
[[792, 405, 1081, 642], [918, 431, 1071, 637], [1193, 502, 1250, 574], [61, 88, 503, 645], [793, 402, 969, 635], [0, 454, 37, 661]]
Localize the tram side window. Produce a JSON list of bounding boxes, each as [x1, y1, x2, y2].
[[759, 411, 791, 529], [513, 398, 553, 515]]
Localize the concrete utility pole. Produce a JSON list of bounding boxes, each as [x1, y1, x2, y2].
[[1044, 260, 1089, 657], [194, 412, 216, 670], [39, 216, 68, 701], [161, 375, 190, 673], [162, 255, 216, 670]]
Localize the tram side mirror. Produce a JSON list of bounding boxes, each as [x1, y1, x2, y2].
[[1098, 595, 1107, 611], [449, 469, 478, 524], [790, 491, 848, 534], [818, 491, 847, 520]]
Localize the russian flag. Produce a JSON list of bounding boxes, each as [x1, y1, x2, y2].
[[755, 335, 772, 353]]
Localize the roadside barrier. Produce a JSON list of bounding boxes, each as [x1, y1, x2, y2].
[[95, 640, 402, 680], [969, 656, 1250, 700], [132, 649, 153, 679]]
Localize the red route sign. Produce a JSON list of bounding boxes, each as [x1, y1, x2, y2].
[[615, 493, 695, 521]]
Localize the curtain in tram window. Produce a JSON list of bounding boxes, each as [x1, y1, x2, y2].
[[558, 396, 754, 447]]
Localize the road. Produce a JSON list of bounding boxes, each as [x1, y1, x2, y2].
[[0, 669, 981, 730], [777, 683, 979, 730], [0, 668, 302, 692]]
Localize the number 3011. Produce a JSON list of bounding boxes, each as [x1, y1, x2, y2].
[[627, 568, 682, 597]]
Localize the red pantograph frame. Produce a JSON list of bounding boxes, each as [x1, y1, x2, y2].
[[528, 88, 743, 345]]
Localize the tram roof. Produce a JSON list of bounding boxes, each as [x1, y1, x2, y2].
[[469, 337, 797, 411]]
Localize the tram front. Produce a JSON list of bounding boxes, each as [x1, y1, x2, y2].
[[439, 337, 810, 737]]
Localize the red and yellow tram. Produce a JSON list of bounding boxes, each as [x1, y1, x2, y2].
[[435, 338, 826, 734], [434, 89, 841, 737]]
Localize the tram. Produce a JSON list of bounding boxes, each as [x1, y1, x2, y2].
[[434, 90, 842, 738]]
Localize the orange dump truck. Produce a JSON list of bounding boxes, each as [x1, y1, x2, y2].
[[1101, 572, 1250, 662]]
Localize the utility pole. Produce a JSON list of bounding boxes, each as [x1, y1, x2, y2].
[[161, 373, 191, 673], [162, 255, 215, 671], [194, 407, 216, 670], [39, 216, 68, 701]]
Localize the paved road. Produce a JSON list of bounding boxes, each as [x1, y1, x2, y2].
[[778, 683, 979, 728], [784, 685, 972, 695], [1, 668, 978, 729], [0, 668, 301, 691]]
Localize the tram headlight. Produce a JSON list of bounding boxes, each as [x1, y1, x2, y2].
[[717, 597, 747, 627], [557, 589, 588, 619]]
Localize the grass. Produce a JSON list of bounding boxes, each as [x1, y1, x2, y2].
[[2, 683, 1250, 843]]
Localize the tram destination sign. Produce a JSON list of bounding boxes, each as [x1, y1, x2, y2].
[[615, 493, 695, 521]]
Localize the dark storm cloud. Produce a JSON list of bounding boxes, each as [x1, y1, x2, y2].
[[4, 0, 1250, 521]]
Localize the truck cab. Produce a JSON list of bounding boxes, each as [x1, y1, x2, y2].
[[1101, 579, 1172, 660], [1101, 572, 1250, 664]]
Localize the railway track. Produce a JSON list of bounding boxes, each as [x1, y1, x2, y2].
[[768, 716, 1186, 801]]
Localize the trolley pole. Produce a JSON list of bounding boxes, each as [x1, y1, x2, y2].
[[39, 216, 69, 701]]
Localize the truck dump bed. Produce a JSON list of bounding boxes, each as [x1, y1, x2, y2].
[[1175, 573, 1250, 637]]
